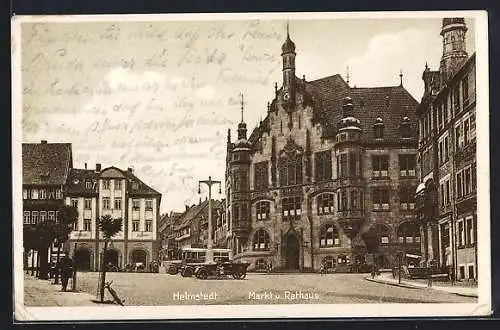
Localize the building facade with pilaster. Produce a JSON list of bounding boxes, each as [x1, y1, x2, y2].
[[66, 164, 162, 271], [416, 18, 477, 281]]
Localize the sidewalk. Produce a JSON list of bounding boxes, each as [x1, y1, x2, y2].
[[24, 273, 98, 306], [365, 272, 478, 298]]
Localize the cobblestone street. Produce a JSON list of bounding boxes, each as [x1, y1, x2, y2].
[[36, 271, 477, 306], [23, 273, 97, 306]]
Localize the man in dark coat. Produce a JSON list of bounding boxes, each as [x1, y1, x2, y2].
[[59, 256, 73, 291]]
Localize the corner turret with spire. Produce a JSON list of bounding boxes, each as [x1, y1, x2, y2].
[[281, 22, 296, 110]]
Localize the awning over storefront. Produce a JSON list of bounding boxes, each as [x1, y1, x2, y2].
[[416, 182, 426, 194], [406, 253, 421, 259]]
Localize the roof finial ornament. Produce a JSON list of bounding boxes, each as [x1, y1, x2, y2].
[[399, 69, 403, 86], [239, 93, 245, 123], [346, 65, 350, 87], [286, 20, 290, 38], [275, 82, 278, 94]]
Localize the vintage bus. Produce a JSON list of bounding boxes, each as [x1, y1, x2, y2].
[[160, 248, 232, 275]]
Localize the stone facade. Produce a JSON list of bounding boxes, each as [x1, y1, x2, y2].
[[416, 18, 477, 281], [225, 30, 420, 273]]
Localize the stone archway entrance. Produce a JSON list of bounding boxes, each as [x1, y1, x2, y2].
[[75, 247, 91, 271], [285, 234, 300, 270]]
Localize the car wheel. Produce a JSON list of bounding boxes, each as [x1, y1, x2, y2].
[[182, 267, 193, 277], [197, 269, 208, 280]]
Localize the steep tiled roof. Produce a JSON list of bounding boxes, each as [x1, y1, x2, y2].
[[349, 86, 419, 141], [66, 168, 99, 195], [22, 142, 72, 185], [248, 75, 418, 143], [174, 199, 223, 230], [126, 171, 161, 197]]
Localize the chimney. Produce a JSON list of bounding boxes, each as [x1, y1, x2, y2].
[[84, 163, 87, 169], [41, 140, 47, 144], [95, 163, 101, 172], [185, 205, 189, 211], [128, 167, 133, 173]]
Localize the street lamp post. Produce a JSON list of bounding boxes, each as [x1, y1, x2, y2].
[[198, 176, 222, 264]]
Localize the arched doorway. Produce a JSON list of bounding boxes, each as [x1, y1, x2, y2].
[[75, 247, 91, 271], [131, 249, 147, 265], [104, 249, 119, 267], [285, 234, 300, 270]]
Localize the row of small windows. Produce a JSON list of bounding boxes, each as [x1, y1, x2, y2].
[[102, 179, 122, 190], [248, 189, 415, 222], [23, 210, 58, 224], [420, 75, 473, 140], [132, 220, 153, 232], [23, 188, 63, 200], [101, 179, 140, 190], [252, 154, 416, 189], [70, 198, 152, 210], [251, 223, 420, 251]]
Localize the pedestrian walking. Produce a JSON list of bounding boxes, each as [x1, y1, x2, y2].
[[267, 261, 272, 274], [59, 255, 73, 292]]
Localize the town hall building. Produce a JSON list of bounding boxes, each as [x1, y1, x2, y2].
[[225, 28, 421, 272]]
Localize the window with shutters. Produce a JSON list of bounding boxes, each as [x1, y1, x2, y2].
[[399, 154, 416, 176], [317, 193, 334, 214], [255, 201, 270, 220], [319, 225, 340, 247], [282, 197, 301, 221], [399, 186, 416, 210], [372, 187, 390, 210], [253, 229, 270, 251], [372, 155, 389, 178]]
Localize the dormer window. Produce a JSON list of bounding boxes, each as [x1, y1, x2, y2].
[[374, 118, 384, 139], [400, 116, 411, 138]]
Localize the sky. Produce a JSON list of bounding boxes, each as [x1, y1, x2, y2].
[[19, 15, 476, 214]]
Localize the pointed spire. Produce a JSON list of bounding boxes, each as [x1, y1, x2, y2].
[[399, 69, 403, 86], [286, 21, 290, 38], [239, 93, 245, 123], [346, 65, 350, 86]]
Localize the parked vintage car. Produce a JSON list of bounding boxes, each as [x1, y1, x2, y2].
[[193, 261, 250, 280]]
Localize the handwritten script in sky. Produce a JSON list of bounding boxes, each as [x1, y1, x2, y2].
[[19, 17, 475, 212]]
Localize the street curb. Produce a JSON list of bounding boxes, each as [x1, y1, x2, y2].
[[454, 293, 479, 298], [364, 277, 420, 289], [365, 277, 479, 298]]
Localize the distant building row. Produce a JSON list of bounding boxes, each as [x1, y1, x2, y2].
[[157, 198, 227, 261]]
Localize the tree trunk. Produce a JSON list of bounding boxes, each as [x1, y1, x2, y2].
[[36, 250, 40, 277], [31, 250, 35, 276], [37, 245, 49, 280], [99, 240, 108, 302], [54, 244, 62, 284]]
